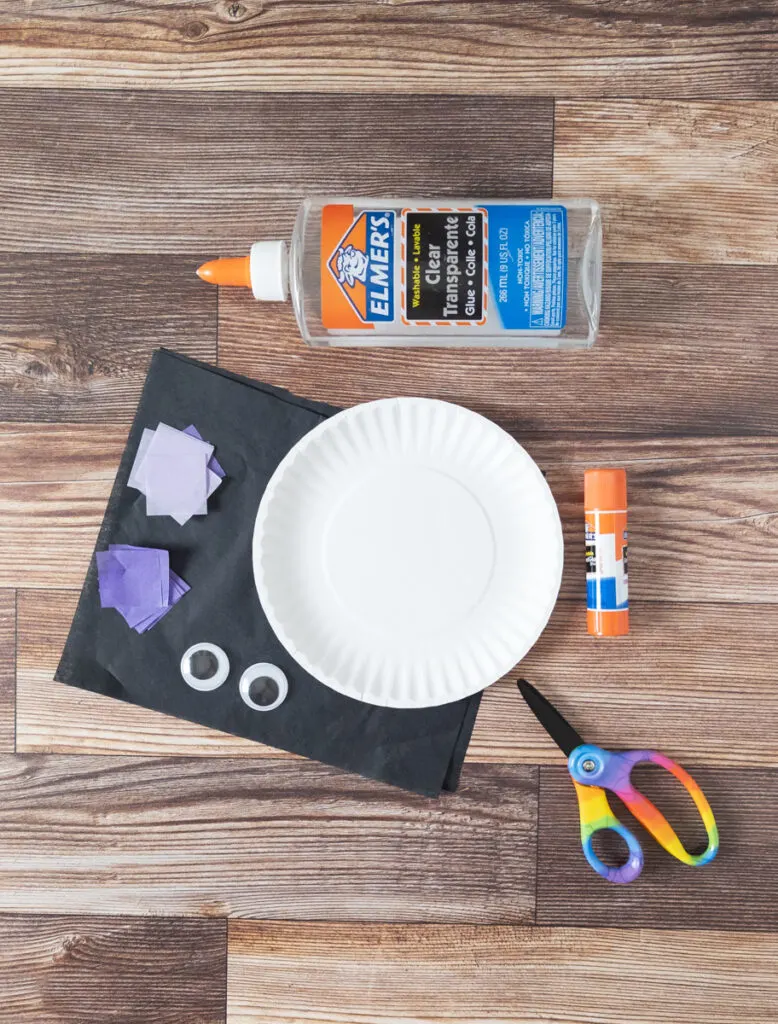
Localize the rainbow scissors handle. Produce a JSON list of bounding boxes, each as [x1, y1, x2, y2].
[[568, 744, 720, 885]]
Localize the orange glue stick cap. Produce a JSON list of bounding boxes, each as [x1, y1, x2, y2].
[[584, 467, 627, 511], [196, 241, 288, 302]]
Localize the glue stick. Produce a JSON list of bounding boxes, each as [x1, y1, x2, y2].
[[585, 468, 629, 637], [196, 197, 601, 348]]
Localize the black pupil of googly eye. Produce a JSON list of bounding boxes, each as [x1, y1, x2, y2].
[[189, 649, 220, 680], [249, 676, 280, 706]]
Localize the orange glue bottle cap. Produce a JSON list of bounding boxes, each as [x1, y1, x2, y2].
[[584, 467, 627, 511], [196, 241, 288, 301]]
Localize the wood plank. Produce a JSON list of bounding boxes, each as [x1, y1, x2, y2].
[[1, 914, 226, 1024], [555, 100, 778, 264], [0, 91, 552, 253], [0, 255, 216, 420], [0, 424, 127, 483], [0, 755, 537, 921], [0, 3, 775, 98], [12, 433, 777, 761], [545, 436, 778, 604], [18, 589, 778, 768], [0, 426, 126, 591], [532, 434, 778, 521], [472, 600, 778, 768], [12, 427, 778, 594], [17, 589, 285, 756], [0, 590, 13, 752], [227, 920, 778, 1024], [0, 481, 109, 590], [219, 263, 778, 435], [13, 436, 778, 760], [537, 767, 778, 932]]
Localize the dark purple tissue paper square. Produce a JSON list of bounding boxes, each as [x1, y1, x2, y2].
[[96, 545, 183, 631], [96, 547, 168, 611], [133, 571, 190, 634]]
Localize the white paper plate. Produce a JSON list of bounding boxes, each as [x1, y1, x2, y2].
[[253, 397, 563, 708]]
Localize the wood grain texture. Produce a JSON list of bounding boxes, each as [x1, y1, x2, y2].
[[537, 767, 778, 932], [0, 255, 216, 420], [0, 426, 127, 590], [0, 591, 13, 752], [0, 424, 127, 483], [0, 755, 536, 921], [0, 914, 226, 1024], [0, 2, 775, 98], [16, 589, 287, 756], [227, 920, 778, 1024], [472, 600, 778, 768], [10, 424, 777, 595], [12, 437, 778, 759], [0, 481, 109, 590], [219, 263, 778, 435], [545, 436, 778, 604], [0, 91, 551, 253], [555, 101, 778, 264], [18, 589, 778, 767]]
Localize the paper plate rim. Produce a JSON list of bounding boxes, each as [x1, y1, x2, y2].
[[253, 397, 563, 708]]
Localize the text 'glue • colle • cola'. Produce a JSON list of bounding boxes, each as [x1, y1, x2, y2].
[[585, 468, 629, 637], [196, 197, 602, 348]]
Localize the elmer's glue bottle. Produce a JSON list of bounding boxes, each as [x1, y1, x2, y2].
[[197, 197, 602, 348], [585, 468, 629, 637]]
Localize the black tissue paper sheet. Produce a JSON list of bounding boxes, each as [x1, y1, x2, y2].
[[56, 350, 482, 796]]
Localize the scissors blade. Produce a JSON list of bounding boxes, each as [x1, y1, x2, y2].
[[517, 679, 587, 757]]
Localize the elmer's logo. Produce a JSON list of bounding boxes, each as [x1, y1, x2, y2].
[[327, 211, 394, 322]]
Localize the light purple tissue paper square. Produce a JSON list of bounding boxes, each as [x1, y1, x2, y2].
[[143, 424, 212, 517], [152, 422, 214, 462], [127, 423, 224, 523], [184, 424, 225, 479], [127, 428, 156, 491], [170, 466, 223, 525], [144, 449, 208, 517]]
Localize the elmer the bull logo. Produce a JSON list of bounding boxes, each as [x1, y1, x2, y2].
[[327, 211, 395, 322]]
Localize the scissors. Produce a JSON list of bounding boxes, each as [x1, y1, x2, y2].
[[517, 679, 719, 884]]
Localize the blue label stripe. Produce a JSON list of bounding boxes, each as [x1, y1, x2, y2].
[[587, 576, 628, 611], [483, 204, 567, 331]]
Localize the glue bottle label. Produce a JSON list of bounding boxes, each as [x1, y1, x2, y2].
[[320, 203, 568, 331], [403, 209, 487, 324]]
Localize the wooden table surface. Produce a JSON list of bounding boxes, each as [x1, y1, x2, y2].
[[1, 4, 777, 1022]]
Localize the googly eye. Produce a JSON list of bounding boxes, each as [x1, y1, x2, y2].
[[239, 663, 288, 712], [180, 642, 230, 692]]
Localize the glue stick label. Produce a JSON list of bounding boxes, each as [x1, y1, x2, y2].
[[585, 510, 629, 612], [320, 202, 567, 332]]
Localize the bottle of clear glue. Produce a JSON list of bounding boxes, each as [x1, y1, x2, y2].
[[197, 197, 601, 348]]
